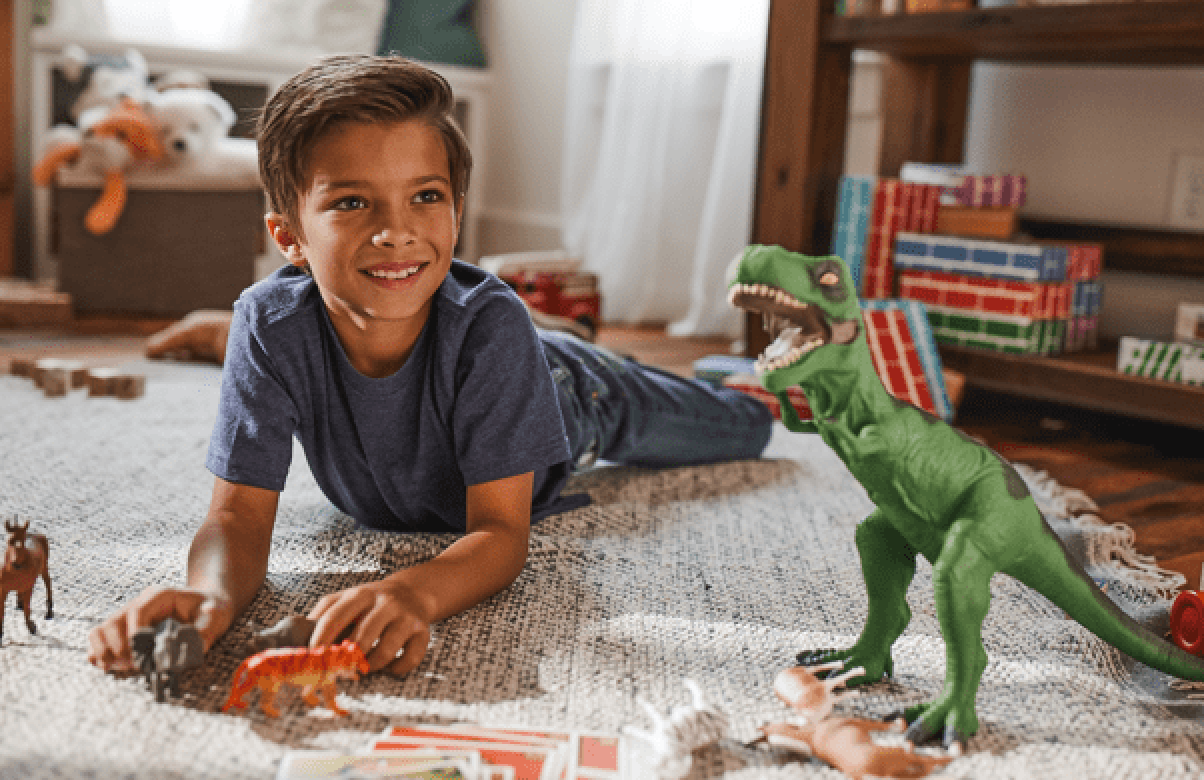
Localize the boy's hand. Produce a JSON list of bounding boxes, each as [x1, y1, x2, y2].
[[87, 586, 231, 673], [308, 581, 433, 676]]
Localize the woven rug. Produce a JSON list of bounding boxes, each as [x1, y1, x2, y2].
[[1, 358, 1202, 779]]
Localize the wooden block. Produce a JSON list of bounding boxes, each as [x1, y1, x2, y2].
[[9, 356, 37, 377], [115, 374, 146, 400], [33, 358, 63, 387], [87, 367, 120, 397], [42, 369, 69, 398], [936, 205, 1018, 241]]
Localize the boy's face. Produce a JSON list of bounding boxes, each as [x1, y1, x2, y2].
[[268, 119, 460, 347]]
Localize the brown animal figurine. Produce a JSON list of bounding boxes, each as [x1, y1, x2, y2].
[[2, 518, 53, 644], [758, 664, 953, 780]]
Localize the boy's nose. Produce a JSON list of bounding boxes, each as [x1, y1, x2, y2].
[[372, 229, 412, 249]]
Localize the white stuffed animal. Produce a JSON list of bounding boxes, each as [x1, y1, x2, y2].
[[148, 88, 237, 168], [146, 88, 259, 185]]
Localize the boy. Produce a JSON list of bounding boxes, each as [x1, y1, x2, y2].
[[88, 55, 772, 677]]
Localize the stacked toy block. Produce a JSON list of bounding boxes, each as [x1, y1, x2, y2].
[[894, 232, 1073, 355], [1061, 243, 1104, 352], [931, 173, 1027, 244], [833, 176, 941, 299]]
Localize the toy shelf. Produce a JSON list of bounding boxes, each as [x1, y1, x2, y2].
[[825, 2, 1204, 65], [748, 0, 1204, 430]]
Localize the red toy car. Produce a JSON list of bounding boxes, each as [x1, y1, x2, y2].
[[500, 270, 602, 336]]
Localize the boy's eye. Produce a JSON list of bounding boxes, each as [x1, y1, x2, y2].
[[414, 189, 445, 204], [333, 196, 368, 211]]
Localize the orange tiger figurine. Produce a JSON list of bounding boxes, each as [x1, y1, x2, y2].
[[222, 639, 370, 717]]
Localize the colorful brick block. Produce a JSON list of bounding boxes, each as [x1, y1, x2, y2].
[[862, 299, 953, 422], [898, 269, 1071, 321], [832, 175, 874, 292], [952, 174, 1027, 208], [1117, 337, 1204, 386], [925, 306, 1065, 355], [862, 181, 942, 300], [894, 232, 1067, 282], [862, 179, 904, 299], [1064, 315, 1100, 353]]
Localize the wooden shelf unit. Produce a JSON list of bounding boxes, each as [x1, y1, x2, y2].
[[749, 0, 1204, 429]]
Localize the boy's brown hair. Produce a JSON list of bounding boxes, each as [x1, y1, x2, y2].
[[256, 54, 472, 236]]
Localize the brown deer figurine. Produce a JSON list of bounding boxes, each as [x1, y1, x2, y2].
[[2, 517, 53, 644], [757, 663, 954, 780]]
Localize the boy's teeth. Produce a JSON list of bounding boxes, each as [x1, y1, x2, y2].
[[367, 266, 419, 280]]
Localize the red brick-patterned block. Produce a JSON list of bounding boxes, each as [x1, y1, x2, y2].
[[899, 269, 1071, 320], [723, 306, 945, 422]]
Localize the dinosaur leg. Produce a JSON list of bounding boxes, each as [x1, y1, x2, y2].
[[798, 510, 916, 686], [904, 520, 995, 749]]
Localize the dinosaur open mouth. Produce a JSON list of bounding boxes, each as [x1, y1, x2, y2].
[[728, 283, 856, 375]]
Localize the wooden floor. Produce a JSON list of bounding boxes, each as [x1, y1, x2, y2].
[[4, 319, 1201, 592]]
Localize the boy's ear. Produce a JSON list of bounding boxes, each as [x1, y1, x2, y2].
[[265, 213, 306, 266]]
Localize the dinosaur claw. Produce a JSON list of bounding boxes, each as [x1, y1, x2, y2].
[[903, 718, 938, 746], [942, 723, 967, 755]]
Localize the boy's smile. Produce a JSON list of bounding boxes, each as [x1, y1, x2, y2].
[[268, 119, 461, 378]]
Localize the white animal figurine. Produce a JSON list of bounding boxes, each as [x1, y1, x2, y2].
[[625, 679, 731, 779]]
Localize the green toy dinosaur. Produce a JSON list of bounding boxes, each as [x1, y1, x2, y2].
[[729, 245, 1204, 750]]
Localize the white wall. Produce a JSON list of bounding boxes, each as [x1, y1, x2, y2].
[[965, 63, 1204, 341], [475, 0, 577, 257]]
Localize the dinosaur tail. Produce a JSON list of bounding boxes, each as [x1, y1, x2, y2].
[[1009, 519, 1204, 682]]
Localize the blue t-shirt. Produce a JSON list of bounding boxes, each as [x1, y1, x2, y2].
[[205, 261, 576, 533]]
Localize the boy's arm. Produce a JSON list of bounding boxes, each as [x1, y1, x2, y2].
[[184, 477, 280, 641], [87, 477, 278, 671], [308, 471, 533, 675]]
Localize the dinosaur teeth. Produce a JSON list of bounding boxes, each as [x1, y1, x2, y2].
[[755, 336, 825, 375]]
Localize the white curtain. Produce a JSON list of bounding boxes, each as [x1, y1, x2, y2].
[[561, 0, 770, 337]]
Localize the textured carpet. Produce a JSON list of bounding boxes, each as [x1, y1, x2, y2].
[[1, 359, 1202, 779]]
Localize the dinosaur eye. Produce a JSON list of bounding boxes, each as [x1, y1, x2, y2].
[[820, 272, 839, 286]]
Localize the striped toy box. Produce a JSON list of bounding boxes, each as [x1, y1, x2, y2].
[[894, 232, 1067, 283], [898, 269, 1071, 321], [832, 175, 874, 292], [722, 299, 953, 422], [952, 174, 1027, 208], [861, 180, 941, 299], [1117, 337, 1204, 387], [925, 306, 1066, 355]]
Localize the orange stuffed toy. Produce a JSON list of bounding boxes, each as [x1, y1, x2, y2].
[[33, 97, 164, 235]]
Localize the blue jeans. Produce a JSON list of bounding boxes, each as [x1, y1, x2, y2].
[[538, 330, 774, 472]]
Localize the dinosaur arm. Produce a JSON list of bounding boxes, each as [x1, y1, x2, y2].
[[776, 391, 819, 434]]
